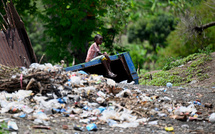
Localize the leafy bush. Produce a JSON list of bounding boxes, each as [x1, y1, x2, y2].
[[198, 45, 213, 56]]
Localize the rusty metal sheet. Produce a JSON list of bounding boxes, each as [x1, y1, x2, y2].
[[0, 1, 37, 67]]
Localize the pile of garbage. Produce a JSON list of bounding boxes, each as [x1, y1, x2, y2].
[[0, 63, 215, 132]]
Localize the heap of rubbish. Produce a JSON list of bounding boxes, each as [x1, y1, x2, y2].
[[0, 63, 214, 132]]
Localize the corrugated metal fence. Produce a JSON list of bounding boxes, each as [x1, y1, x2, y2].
[[0, 1, 37, 67]]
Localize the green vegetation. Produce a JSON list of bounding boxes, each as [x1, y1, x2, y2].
[[141, 71, 184, 86], [0, 121, 9, 134], [1, 0, 215, 73], [1, 0, 131, 65], [139, 53, 212, 86], [158, 0, 215, 62]]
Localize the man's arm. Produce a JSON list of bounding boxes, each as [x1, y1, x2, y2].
[[97, 51, 103, 55], [97, 51, 111, 62], [97, 51, 108, 57]]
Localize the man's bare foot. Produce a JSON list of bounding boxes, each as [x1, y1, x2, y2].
[[107, 72, 117, 78]]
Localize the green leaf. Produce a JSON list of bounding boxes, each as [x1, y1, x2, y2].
[[60, 18, 70, 26], [66, 5, 70, 9]]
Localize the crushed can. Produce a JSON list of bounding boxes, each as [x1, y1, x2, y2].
[[74, 125, 84, 131]]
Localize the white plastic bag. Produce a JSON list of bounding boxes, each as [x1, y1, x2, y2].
[[69, 76, 81, 85], [113, 122, 139, 128], [209, 113, 215, 122], [107, 78, 116, 86]]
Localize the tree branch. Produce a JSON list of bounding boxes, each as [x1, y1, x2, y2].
[[194, 22, 215, 33]]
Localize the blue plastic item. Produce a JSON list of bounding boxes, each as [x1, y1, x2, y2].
[[194, 101, 201, 105], [58, 97, 67, 104], [19, 114, 26, 118], [98, 107, 106, 113], [60, 109, 66, 113], [83, 106, 90, 111], [78, 70, 88, 75], [155, 108, 159, 111], [86, 123, 97, 131]]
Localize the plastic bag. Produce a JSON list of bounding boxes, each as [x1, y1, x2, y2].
[[116, 89, 132, 98], [8, 121, 18, 130], [13, 90, 32, 100], [22, 105, 33, 113], [107, 78, 116, 86], [99, 110, 120, 121], [107, 119, 118, 127], [33, 111, 49, 120], [113, 122, 139, 128], [119, 111, 137, 122], [209, 113, 215, 122], [69, 76, 81, 85]]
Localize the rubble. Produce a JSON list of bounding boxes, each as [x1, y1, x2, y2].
[[0, 63, 215, 133]]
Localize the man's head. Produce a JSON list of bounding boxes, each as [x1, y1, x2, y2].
[[94, 34, 103, 45]]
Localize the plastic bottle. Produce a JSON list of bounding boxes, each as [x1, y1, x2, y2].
[[166, 82, 172, 88], [9, 107, 20, 113], [193, 101, 201, 105]]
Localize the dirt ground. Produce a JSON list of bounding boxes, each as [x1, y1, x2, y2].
[[191, 52, 215, 88], [2, 52, 215, 134], [1, 84, 215, 134], [174, 52, 215, 88]]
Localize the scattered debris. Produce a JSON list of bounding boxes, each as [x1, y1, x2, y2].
[[0, 63, 215, 133]]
